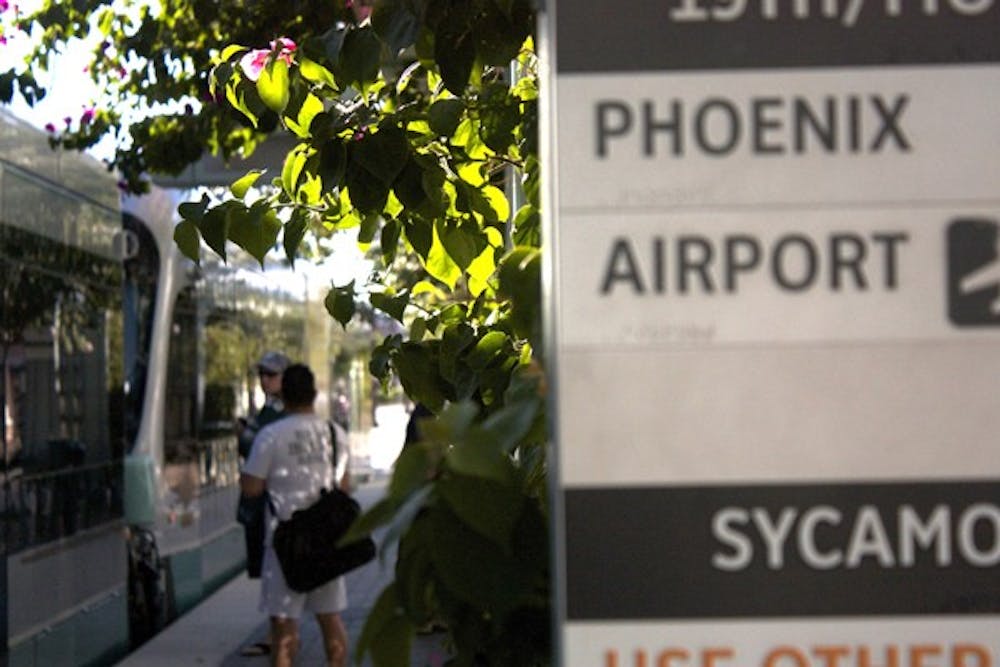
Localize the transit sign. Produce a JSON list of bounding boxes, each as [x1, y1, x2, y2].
[[541, 2, 1000, 665]]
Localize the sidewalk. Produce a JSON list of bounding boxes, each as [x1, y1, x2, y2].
[[117, 479, 449, 666]]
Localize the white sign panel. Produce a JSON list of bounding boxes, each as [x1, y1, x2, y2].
[[544, 1, 1000, 665]]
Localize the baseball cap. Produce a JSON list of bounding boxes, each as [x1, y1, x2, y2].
[[257, 351, 290, 374]]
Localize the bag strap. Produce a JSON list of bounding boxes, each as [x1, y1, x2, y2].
[[327, 420, 338, 462]]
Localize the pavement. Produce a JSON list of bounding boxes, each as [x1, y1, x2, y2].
[[117, 478, 450, 666]]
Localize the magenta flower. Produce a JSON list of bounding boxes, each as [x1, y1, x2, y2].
[[271, 37, 296, 54], [348, 0, 372, 21], [80, 108, 95, 125], [0, 36, 6, 46], [239, 49, 269, 81], [239, 37, 296, 81], [63, 116, 72, 127], [44, 122, 56, 133], [0, 1, 8, 12]]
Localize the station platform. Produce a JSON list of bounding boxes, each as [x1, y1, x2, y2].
[[116, 478, 449, 666]]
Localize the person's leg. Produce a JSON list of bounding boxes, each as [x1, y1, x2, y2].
[[270, 616, 299, 667], [258, 548, 304, 665], [314, 612, 348, 667], [305, 577, 349, 666]]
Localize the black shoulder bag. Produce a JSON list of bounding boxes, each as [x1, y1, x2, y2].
[[271, 423, 376, 592]]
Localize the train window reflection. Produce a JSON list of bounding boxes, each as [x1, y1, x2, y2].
[[0, 222, 124, 553]]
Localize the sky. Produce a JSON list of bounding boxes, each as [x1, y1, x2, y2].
[[1, 0, 118, 159]]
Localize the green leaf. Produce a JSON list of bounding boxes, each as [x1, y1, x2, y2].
[[297, 172, 323, 205], [427, 505, 530, 614], [425, 222, 462, 289], [369, 334, 402, 381], [466, 331, 509, 370], [318, 139, 347, 191], [220, 44, 248, 61], [230, 169, 263, 198], [325, 281, 356, 327], [466, 246, 496, 297], [353, 125, 410, 185], [299, 57, 337, 89], [281, 144, 313, 195], [177, 193, 209, 223], [481, 398, 540, 453], [257, 58, 290, 113], [480, 184, 510, 222], [359, 212, 380, 244], [345, 158, 390, 214], [283, 209, 308, 267], [391, 159, 427, 210], [340, 497, 398, 544], [512, 204, 540, 247], [354, 584, 413, 667], [427, 98, 464, 138], [403, 218, 433, 261], [226, 80, 259, 128], [227, 202, 281, 267], [498, 247, 542, 344], [339, 25, 382, 89], [435, 24, 475, 95], [381, 218, 401, 264], [394, 343, 445, 411], [438, 475, 525, 550], [437, 218, 484, 271], [371, 290, 409, 323], [409, 317, 427, 342], [287, 92, 324, 138], [173, 220, 200, 263], [198, 205, 231, 262], [389, 443, 433, 498], [479, 85, 519, 152]]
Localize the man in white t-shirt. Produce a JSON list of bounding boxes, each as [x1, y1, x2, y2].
[[241, 364, 350, 667]]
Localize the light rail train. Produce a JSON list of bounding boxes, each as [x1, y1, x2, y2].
[[0, 109, 368, 664]]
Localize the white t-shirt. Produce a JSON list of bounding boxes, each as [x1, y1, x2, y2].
[[243, 413, 347, 543]]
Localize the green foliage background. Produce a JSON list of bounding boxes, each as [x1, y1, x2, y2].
[[3, 1, 549, 664]]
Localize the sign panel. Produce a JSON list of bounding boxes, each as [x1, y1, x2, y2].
[[543, 1, 1000, 665]]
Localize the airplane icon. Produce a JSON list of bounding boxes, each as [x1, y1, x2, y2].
[[959, 237, 1000, 315], [948, 218, 1000, 326]]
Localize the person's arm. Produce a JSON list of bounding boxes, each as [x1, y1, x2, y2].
[[241, 427, 272, 497], [240, 473, 266, 498]]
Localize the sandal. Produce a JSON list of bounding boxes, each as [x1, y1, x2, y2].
[[240, 641, 271, 657]]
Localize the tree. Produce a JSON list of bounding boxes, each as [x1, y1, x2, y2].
[[3, 1, 549, 665]]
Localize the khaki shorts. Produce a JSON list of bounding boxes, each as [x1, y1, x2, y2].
[[259, 548, 348, 618]]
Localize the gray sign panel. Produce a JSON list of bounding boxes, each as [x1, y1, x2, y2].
[[556, 2, 1000, 73]]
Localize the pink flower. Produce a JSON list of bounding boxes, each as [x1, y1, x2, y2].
[[271, 37, 296, 54], [239, 38, 296, 81], [0, 1, 8, 12], [80, 108, 95, 125], [44, 122, 55, 133], [0, 36, 6, 46], [348, 0, 372, 21], [239, 49, 270, 81]]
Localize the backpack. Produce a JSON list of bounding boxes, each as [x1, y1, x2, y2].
[[271, 421, 376, 592]]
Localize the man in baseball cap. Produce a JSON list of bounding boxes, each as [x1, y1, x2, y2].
[[256, 351, 290, 376]]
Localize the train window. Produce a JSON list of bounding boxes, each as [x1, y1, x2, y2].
[[0, 214, 125, 552], [163, 287, 198, 463]]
